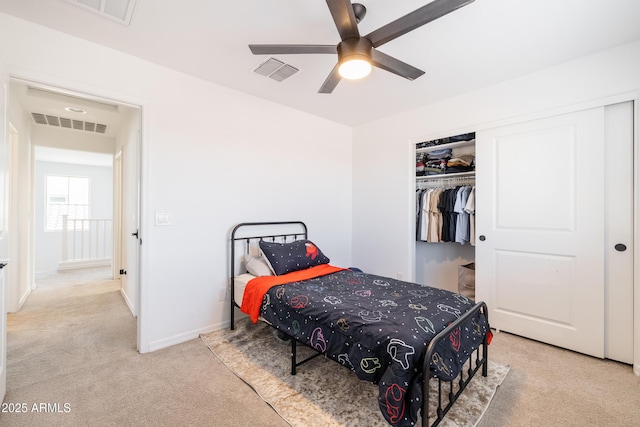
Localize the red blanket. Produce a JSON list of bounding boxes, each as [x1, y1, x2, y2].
[[240, 264, 345, 323]]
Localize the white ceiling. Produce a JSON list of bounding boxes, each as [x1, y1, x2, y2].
[[10, 79, 132, 138], [9, 78, 134, 166], [2, 0, 640, 126]]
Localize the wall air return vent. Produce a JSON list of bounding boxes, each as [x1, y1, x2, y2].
[[31, 113, 108, 134], [253, 58, 299, 82], [65, 0, 138, 26]]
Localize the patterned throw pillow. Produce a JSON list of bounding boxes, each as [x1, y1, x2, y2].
[[259, 239, 330, 275]]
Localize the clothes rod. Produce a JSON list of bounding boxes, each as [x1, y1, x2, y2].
[[417, 174, 475, 188]]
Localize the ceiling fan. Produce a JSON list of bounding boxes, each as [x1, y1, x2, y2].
[[249, 0, 475, 93]]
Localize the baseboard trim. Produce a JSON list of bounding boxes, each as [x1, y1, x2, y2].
[[120, 288, 136, 317], [58, 258, 111, 271], [147, 320, 232, 352], [15, 286, 32, 312]]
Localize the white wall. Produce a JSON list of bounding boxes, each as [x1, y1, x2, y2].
[[0, 13, 353, 351], [352, 39, 640, 288], [33, 160, 113, 273]]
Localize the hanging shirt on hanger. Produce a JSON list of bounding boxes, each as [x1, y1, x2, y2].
[[420, 189, 431, 241], [455, 186, 472, 244], [464, 186, 476, 246], [428, 188, 443, 242]]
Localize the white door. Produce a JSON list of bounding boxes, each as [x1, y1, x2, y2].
[[604, 101, 634, 363], [476, 107, 606, 358], [121, 129, 140, 319]]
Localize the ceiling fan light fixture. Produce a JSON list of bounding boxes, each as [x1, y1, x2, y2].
[[338, 56, 372, 80], [337, 38, 373, 80]]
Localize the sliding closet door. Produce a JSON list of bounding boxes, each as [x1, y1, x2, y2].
[[476, 107, 605, 358], [604, 101, 634, 364]]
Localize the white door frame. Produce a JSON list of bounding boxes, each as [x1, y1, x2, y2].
[[6, 123, 19, 312], [0, 58, 9, 404], [633, 98, 640, 376]]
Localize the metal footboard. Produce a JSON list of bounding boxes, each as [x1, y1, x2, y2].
[[285, 301, 490, 427], [423, 301, 489, 427]]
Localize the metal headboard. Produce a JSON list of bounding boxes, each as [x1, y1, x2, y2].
[[229, 221, 308, 329]]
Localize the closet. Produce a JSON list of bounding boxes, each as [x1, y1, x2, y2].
[[414, 132, 476, 292], [414, 101, 634, 364]]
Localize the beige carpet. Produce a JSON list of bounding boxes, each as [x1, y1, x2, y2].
[[6, 268, 638, 426], [201, 319, 509, 427], [3, 271, 288, 427]]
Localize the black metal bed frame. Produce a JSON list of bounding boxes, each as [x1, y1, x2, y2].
[[229, 221, 489, 427]]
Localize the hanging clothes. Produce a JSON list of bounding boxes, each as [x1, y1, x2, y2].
[[416, 183, 475, 245]]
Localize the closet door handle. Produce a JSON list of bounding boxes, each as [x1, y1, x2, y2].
[[614, 243, 627, 252], [479, 235, 486, 242]]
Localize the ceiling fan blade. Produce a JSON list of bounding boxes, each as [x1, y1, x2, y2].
[[249, 44, 337, 55], [365, 0, 475, 48], [326, 0, 360, 41], [371, 49, 425, 81], [318, 64, 342, 94]]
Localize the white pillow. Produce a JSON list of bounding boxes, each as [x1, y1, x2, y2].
[[248, 244, 262, 257], [243, 253, 273, 277]]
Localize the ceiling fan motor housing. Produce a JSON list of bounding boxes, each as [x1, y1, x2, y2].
[[337, 37, 373, 63]]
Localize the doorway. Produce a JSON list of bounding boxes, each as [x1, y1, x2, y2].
[[6, 78, 142, 347]]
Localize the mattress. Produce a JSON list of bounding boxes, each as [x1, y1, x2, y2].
[[233, 273, 255, 306]]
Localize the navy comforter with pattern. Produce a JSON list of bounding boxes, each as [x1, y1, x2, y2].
[[259, 269, 488, 427]]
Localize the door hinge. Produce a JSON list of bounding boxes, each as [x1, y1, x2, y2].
[[120, 269, 127, 275]]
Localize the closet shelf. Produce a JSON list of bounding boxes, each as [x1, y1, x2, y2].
[[416, 139, 475, 154]]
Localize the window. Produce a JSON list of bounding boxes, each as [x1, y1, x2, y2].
[[45, 175, 90, 231]]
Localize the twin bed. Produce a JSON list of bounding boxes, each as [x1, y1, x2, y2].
[[229, 221, 490, 427]]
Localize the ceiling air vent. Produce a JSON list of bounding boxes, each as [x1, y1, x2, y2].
[[254, 58, 299, 82], [31, 113, 108, 134], [65, 0, 138, 26], [32, 113, 48, 125]]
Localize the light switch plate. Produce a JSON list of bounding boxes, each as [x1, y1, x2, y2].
[[155, 211, 172, 226]]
